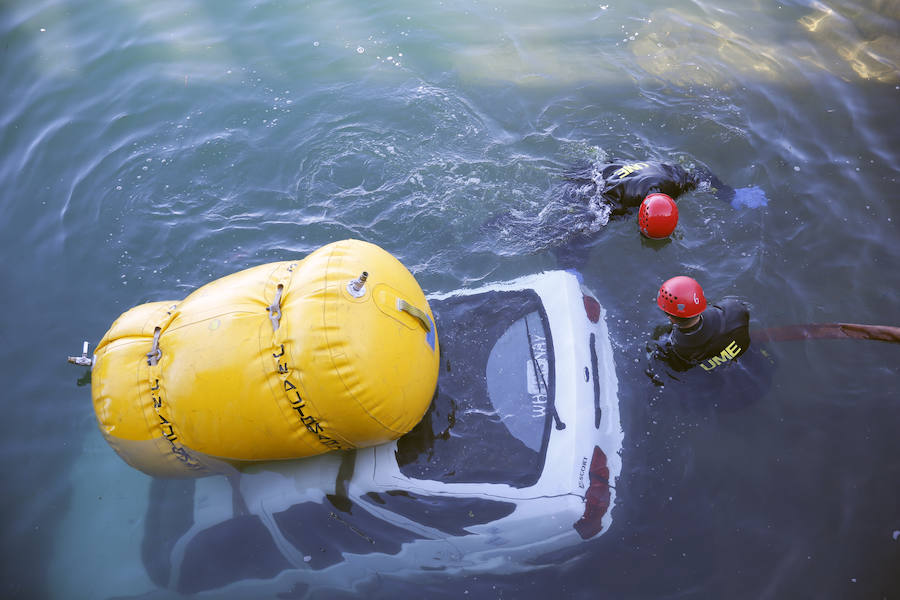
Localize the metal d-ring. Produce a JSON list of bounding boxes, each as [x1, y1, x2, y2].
[[146, 327, 162, 366], [267, 284, 284, 331]]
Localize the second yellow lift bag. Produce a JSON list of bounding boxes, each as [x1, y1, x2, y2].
[[91, 240, 440, 477]]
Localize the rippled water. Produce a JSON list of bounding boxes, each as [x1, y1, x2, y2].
[[2, 0, 899, 598]]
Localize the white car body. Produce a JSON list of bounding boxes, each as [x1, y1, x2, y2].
[[126, 270, 623, 597]]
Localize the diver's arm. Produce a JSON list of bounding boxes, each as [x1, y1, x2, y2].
[[693, 165, 768, 208], [692, 166, 736, 203]]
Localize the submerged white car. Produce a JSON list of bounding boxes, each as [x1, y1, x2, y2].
[[141, 270, 622, 596]]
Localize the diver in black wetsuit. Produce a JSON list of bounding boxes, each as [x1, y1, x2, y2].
[[552, 159, 746, 268], [560, 159, 734, 221], [652, 275, 750, 372], [486, 155, 767, 268], [646, 275, 775, 413], [563, 161, 734, 216]]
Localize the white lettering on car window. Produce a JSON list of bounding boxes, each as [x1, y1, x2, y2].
[[526, 332, 548, 418]]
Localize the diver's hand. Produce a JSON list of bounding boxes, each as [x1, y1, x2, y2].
[[730, 186, 768, 209]]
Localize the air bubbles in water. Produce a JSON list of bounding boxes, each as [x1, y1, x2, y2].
[[357, 46, 365, 54]]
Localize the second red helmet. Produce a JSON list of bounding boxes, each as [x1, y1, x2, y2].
[[638, 193, 678, 239], [657, 276, 707, 317]]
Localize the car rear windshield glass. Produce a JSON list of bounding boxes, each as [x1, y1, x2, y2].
[[396, 289, 554, 488]]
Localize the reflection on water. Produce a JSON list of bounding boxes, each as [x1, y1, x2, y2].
[[630, 2, 899, 88], [1, 0, 899, 598], [799, 1, 900, 83]]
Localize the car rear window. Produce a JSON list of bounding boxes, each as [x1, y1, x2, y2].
[[396, 289, 554, 488]]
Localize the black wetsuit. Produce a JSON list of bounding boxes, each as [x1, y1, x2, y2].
[[552, 160, 733, 269], [647, 299, 774, 412], [561, 159, 733, 217], [656, 299, 751, 372]]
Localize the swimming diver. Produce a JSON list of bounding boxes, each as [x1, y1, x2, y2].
[[551, 158, 767, 268], [561, 159, 732, 223]]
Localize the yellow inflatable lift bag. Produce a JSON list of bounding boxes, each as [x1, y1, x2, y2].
[[91, 240, 439, 477]]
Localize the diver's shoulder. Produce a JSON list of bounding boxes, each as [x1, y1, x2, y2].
[[716, 298, 749, 315], [714, 298, 750, 332]]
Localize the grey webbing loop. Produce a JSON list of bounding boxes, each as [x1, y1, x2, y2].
[[267, 284, 284, 331], [146, 327, 162, 366], [396, 299, 432, 333]]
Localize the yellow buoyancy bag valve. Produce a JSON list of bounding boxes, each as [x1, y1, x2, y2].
[[90, 240, 439, 477]]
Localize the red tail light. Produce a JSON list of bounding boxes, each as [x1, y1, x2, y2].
[[582, 295, 601, 323], [573, 445, 610, 539]]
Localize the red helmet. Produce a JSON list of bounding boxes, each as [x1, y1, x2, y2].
[[657, 276, 707, 317], [638, 193, 678, 239]]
